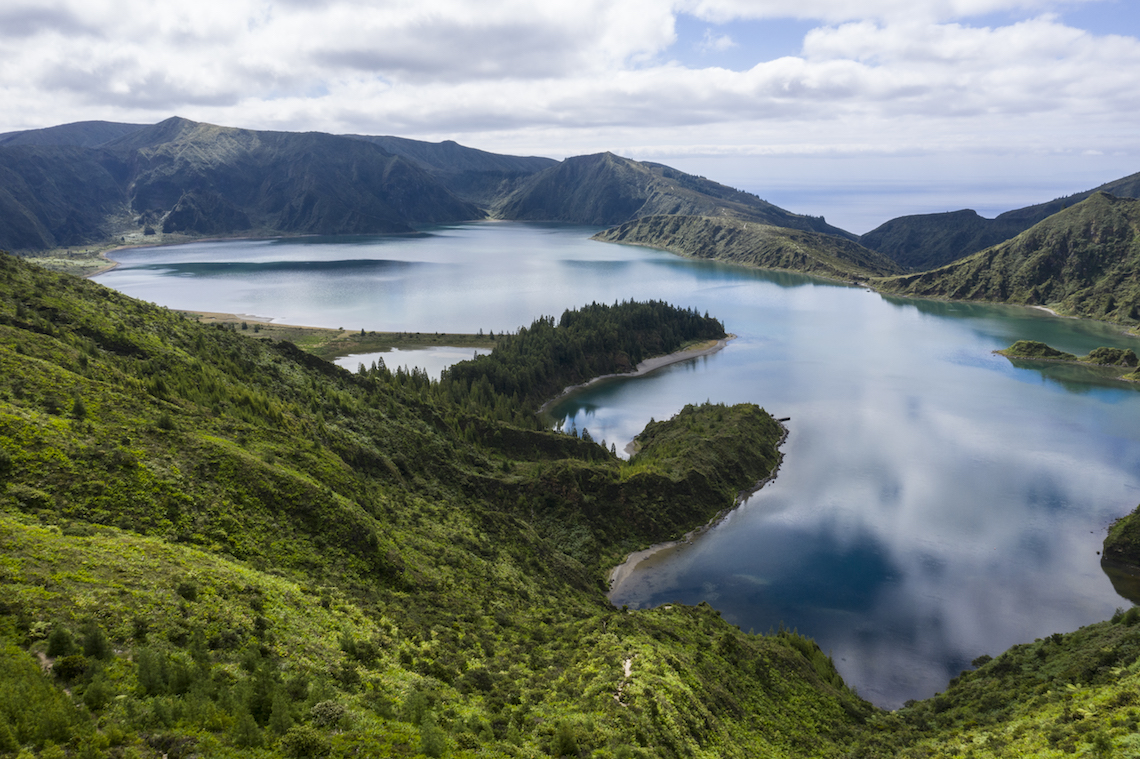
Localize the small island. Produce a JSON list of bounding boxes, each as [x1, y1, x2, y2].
[[996, 339, 1139, 379]]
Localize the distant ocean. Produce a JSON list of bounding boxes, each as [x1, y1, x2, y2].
[[651, 153, 1134, 237], [749, 182, 1070, 237]]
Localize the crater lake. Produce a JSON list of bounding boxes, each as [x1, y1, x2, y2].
[[94, 221, 1140, 707]]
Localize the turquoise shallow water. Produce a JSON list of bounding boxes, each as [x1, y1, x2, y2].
[[97, 222, 1140, 707]]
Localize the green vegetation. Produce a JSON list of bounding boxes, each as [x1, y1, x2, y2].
[[593, 214, 901, 282], [998, 340, 1080, 361], [859, 209, 1032, 272], [860, 170, 1140, 273], [493, 153, 854, 239], [848, 613, 1140, 758], [9, 248, 1140, 758], [875, 193, 1140, 326], [997, 340, 1140, 382], [0, 251, 871, 757], [444, 301, 725, 410], [1105, 504, 1140, 570], [631, 403, 784, 505]]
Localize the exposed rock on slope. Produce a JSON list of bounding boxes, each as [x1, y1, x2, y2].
[[595, 214, 903, 280]]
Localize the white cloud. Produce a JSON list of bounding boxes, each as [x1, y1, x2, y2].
[[680, 0, 1102, 24], [698, 28, 738, 53], [0, 0, 1135, 205]]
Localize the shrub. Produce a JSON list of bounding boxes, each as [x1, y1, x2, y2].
[[53, 655, 88, 682], [81, 622, 112, 660], [280, 725, 330, 759], [176, 580, 198, 602], [552, 721, 579, 757], [46, 625, 76, 658], [309, 700, 347, 728], [419, 713, 447, 759], [231, 711, 264, 749]]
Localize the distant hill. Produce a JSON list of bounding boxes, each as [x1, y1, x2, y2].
[[0, 117, 484, 249], [0, 145, 132, 250], [862, 170, 1140, 271], [494, 152, 857, 238], [595, 214, 901, 280], [2, 118, 858, 254], [0, 120, 146, 148], [106, 117, 481, 235], [859, 209, 1030, 272], [874, 192, 1140, 324]]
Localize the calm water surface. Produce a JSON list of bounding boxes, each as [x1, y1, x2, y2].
[[96, 223, 1140, 708]]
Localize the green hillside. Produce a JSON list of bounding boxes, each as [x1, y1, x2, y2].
[[0, 117, 482, 251], [593, 214, 902, 281], [873, 193, 1140, 324], [493, 154, 854, 239], [0, 253, 875, 758], [859, 209, 1030, 272], [860, 170, 1140, 271]]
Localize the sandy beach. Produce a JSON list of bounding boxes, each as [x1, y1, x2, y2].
[[538, 335, 735, 416]]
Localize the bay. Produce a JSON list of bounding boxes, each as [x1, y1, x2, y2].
[[95, 222, 1140, 708]]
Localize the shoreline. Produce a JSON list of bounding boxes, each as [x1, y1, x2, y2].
[[994, 348, 1140, 382], [606, 420, 790, 600], [537, 335, 736, 416]]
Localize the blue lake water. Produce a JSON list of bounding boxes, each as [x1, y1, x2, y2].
[[95, 222, 1140, 708]]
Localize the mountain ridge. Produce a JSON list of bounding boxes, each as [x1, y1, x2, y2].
[[872, 192, 1140, 324], [0, 118, 862, 254], [595, 213, 902, 280], [862, 170, 1140, 271], [494, 151, 856, 239]]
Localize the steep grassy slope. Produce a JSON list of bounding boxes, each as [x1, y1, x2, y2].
[[874, 193, 1140, 324], [349, 135, 556, 206], [494, 153, 854, 239], [859, 209, 1030, 272], [848, 613, 1140, 758], [0, 146, 132, 251], [0, 118, 483, 251], [110, 118, 481, 236], [594, 214, 902, 280], [861, 169, 1140, 270], [0, 253, 872, 758]]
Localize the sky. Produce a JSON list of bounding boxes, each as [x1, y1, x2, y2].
[[2, 0, 1138, 233]]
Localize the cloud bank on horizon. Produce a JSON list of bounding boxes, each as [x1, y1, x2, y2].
[[1, 0, 1137, 229]]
